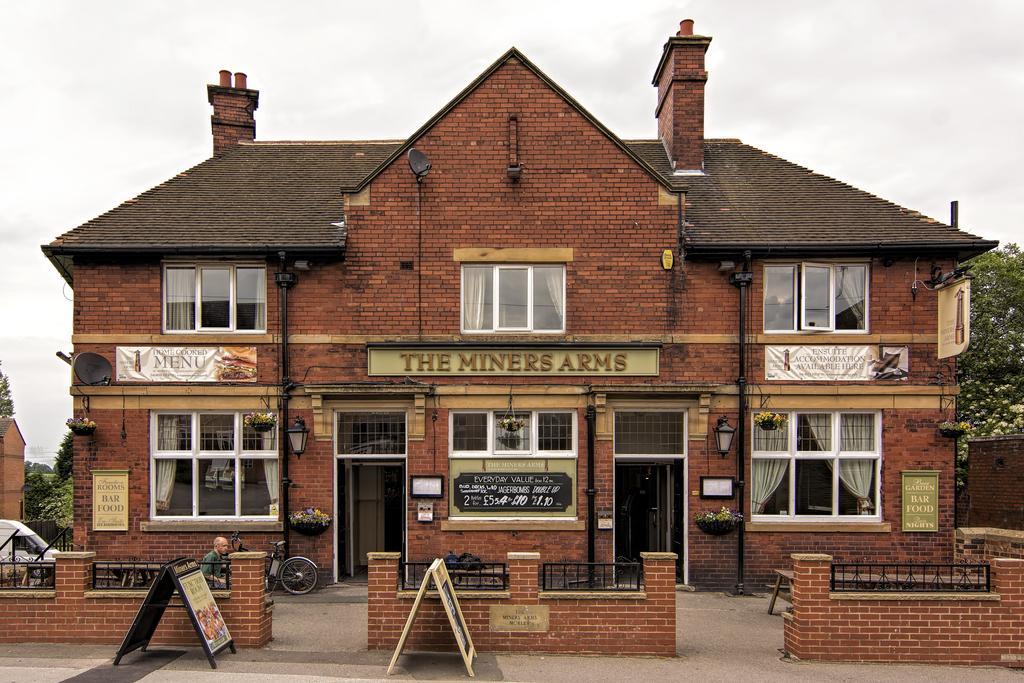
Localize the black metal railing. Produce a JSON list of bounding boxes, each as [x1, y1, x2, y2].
[[399, 561, 508, 591], [830, 563, 990, 592], [39, 528, 74, 555], [0, 561, 55, 589], [541, 562, 643, 592], [92, 560, 231, 590]]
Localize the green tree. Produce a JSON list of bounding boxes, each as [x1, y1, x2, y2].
[[0, 360, 13, 417], [54, 430, 74, 480], [957, 244, 1024, 488]]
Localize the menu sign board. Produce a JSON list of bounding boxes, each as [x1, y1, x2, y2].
[[765, 345, 908, 381], [449, 458, 577, 518], [388, 558, 476, 676], [937, 278, 971, 359], [92, 470, 129, 531], [116, 347, 257, 383], [114, 558, 235, 670], [901, 471, 939, 532]]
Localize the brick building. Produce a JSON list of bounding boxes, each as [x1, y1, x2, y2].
[[966, 435, 1024, 530], [42, 20, 995, 589], [0, 418, 26, 519]]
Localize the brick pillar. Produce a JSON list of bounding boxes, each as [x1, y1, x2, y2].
[[367, 551, 401, 649], [992, 558, 1023, 608], [641, 552, 678, 655], [54, 550, 94, 600], [507, 552, 540, 601], [226, 551, 270, 647], [784, 553, 832, 660]]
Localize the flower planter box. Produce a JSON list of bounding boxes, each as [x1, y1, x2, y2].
[[290, 521, 330, 536], [696, 519, 737, 535]]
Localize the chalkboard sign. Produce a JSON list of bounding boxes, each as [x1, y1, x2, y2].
[[114, 557, 235, 670], [387, 558, 476, 677], [453, 472, 572, 512]]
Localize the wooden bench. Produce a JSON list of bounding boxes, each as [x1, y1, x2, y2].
[[767, 569, 793, 615]]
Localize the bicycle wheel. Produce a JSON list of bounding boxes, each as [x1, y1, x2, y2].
[[279, 556, 318, 595]]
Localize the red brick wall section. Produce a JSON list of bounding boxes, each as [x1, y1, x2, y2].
[[0, 551, 271, 647], [967, 435, 1024, 530], [956, 527, 1024, 562], [783, 553, 1024, 668], [368, 551, 676, 656]]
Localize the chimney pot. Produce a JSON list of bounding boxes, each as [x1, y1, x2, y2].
[[208, 71, 259, 155], [653, 20, 711, 171], [679, 19, 694, 36], [234, 72, 247, 89], [218, 70, 231, 87]]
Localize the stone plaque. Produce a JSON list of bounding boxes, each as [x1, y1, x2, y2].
[[490, 605, 550, 632], [901, 470, 939, 532]]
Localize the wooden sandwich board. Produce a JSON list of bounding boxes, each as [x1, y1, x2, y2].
[[114, 557, 235, 670], [387, 558, 476, 677]]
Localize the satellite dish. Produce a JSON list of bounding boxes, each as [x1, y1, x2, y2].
[[73, 352, 113, 386], [408, 148, 431, 180]]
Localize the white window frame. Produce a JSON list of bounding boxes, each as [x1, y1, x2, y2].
[[612, 409, 688, 459], [334, 409, 409, 459], [150, 411, 278, 520], [751, 410, 882, 522], [448, 410, 577, 458], [460, 264, 566, 334], [763, 262, 870, 334], [162, 262, 267, 334]]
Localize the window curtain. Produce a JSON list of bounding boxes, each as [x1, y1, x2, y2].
[[463, 267, 490, 330], [801, 414, 831, 451], [752, 459, 788, 513], [835, 265, 866, 329], [263, 459, 280, 506], [155, 460, 177, 511], [840, 414, 874, 451], [536, 266, 564, 329], [165, 268, 196, 331], [753, 425, 787, 451], [839, 460, 874, 509]]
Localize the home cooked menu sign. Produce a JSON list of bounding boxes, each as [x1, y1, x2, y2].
[[449, 458, 576, 518], [765, 345, 909, 381], [116, 347, 257, 382]]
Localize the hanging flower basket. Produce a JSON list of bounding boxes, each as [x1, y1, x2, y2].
[[753, 412, 787, 431], [694, 507, 743, 536], [289, 508, 331, 536], [497, 416, 525, 433], [244, 412, 277, 432], [66, 418, 97, 436], [938, 421, 971, 438]]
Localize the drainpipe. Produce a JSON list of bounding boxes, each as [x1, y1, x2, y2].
[[729, 251, 753, 595], [585, 404, 597, 564], [275, 252, 297, 554]]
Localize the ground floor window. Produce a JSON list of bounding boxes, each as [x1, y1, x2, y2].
[[151, 411, 278, 519], [752, 411, 880, 520], [449, 410, 576, 457]]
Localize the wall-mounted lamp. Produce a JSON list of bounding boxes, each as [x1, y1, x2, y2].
[[714, 415, 735, 457], [286, 416, 309, 457]]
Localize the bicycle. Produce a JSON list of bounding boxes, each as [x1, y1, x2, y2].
[[231, 531, 319, 595]]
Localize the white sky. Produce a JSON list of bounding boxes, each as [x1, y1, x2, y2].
[[1, 1, 1021, 462]]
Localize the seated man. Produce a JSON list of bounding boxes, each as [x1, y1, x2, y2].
[[201, 536, 232, 588]]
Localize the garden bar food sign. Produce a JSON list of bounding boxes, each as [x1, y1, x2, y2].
[[901, 471, 939, 532], [116, 346, 257, 382]]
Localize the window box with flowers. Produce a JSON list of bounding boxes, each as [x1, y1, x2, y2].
[[244, 412, 277, 433], [753, 412, 787, 432], [938, 421, 971, 438], [695, 507, 742, 535], [289, 508, 332, 536], [67, 417, 97, 436]]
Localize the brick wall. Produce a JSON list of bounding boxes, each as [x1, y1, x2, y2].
[[967, 435, 1024, 530], [0, 551, 271, 647], [783, 553, 1024, 668], [0, 421, 25, 519], [956, 527, 1024, 562], [368, 551, 676, 656]]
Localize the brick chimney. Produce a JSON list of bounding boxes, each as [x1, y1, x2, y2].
[[207, 70, 259, 155], [653, 19, 711, 172]]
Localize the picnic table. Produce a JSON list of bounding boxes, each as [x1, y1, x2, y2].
[[767, 569, 793, 615]]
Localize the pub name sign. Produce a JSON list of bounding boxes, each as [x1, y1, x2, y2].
[[368, 346, 659, 376]]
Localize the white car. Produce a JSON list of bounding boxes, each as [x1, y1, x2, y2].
[[0, 520, 55, 562]]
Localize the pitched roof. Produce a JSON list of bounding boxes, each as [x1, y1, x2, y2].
[[625, 138, 995, 258], [0, 418, 15, 440]]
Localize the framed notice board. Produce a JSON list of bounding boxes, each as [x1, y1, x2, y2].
[[901, 470, 939, 532], [448, 457, 576, 518]]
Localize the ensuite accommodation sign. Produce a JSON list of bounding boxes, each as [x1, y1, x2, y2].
[[765, 345, 909, 381]]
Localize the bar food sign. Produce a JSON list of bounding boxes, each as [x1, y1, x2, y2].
[[901, 471, 939, 532], [116, 346, 257, 382], [765, 345, 908, 381], [92, 470, 129, 531]]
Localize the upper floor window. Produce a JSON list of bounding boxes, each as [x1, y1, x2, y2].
[[164, 265, 266, 333], [764, 263, 867, 333], [461, 265, 565, 333], [449, 410, 576, 457]]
